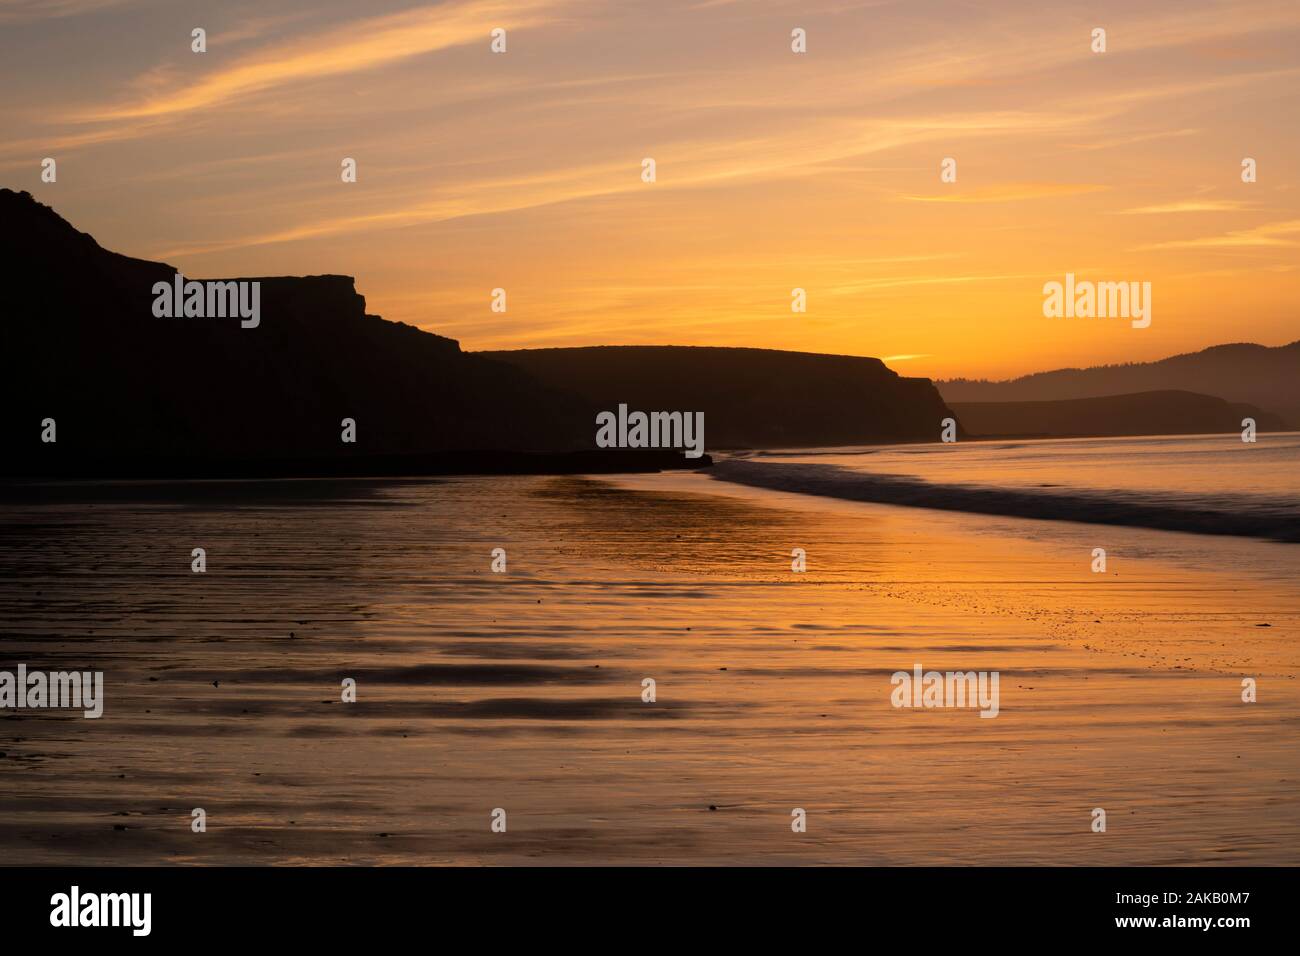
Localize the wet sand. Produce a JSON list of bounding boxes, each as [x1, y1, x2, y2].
[[1, 472, 1296, 864]]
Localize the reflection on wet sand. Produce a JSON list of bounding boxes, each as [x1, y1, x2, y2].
[[1, 475, 1296, 864]]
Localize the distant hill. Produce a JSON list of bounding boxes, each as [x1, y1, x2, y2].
[[939, 342, 1300, 426], [480, 345, 957, 449], [951, 390, 1286, 439]]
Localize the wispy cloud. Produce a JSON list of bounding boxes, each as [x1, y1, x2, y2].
[[829, 273, 1041, 295], [0, 0, 137, 24], [74, 0, 567, 122], [1119, 199, 1254, 214], [1134, 219, 1300, 251], [903, 183, 1106, 204], [1062, 127, 1201, 152]]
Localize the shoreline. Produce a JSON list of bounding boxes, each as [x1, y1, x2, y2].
[[707, 456, 1300, 543], [0, 449, 712, 483]]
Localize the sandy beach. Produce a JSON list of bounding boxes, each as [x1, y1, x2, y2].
[[1, 467, 1296, 865]]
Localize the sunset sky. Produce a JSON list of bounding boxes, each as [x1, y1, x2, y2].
[[2, 0, 1297, 380]]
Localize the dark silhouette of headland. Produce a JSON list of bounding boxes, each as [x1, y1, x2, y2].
[[0, 189, 955, 479], [481, 345, 957, 448]]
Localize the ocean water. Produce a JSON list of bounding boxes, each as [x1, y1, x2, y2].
[[1, 472, 1297, 865], [715, 433, 1300, 542]]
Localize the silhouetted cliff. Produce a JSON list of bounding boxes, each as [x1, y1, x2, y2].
[[1, 189, 952, 476], [0, 188, 604, 476], [951, 390, 1286, 439], [481, 346, 957, 448]]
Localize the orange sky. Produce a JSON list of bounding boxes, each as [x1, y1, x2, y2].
[[2, 0, 1297, 380]]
